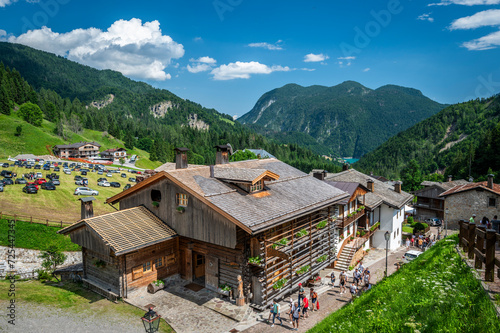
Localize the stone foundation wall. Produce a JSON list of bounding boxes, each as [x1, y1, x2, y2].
[[445, 190, 500, 229]]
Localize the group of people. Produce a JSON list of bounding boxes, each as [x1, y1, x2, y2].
[[471, 214, 500, 232], [335, 263, 371, 299], [267, 284, 319, 330], [406, 234, 434, 250]]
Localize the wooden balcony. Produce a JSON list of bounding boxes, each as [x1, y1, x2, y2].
[[337, 209, 365, 229]]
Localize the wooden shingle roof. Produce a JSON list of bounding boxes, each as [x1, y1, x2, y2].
[[59, 206, 177, 255], [439, 181, 500, 197]]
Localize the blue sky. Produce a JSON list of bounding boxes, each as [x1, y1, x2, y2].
[[1, 0, 500, 117]]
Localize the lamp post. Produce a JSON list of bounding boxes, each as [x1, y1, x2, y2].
[[141, 307, 161, 333], [384, 231, 390, 277], [445, 208, 449, 237]]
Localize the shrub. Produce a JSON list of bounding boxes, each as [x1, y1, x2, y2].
[[414, 222, 428, 233], [316, 220, 328, 229], [295, 228, 308, 238], [153, 279, 164, 286], [18, 102, 43, 127], [219, 283, 231, 291], [348, 265, 354, 271], [407, 216, 414, 225], [39, 245, 67, 273]]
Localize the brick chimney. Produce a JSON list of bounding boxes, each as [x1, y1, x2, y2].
[[487, 174, 494, 189], [367, 179, 374, 192], [394, 181, 402, 194], [447, 175, 453, 182], [215, 145, 230, 165], [342, 163, 349, 171], [79, 197, 95, 220], [174, 147, 189, 169]]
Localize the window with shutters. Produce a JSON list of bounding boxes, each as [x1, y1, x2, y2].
[[154, 257, 163, 269], [143, 261, 152, 273], [177, 193, 188, 207], [132, 265, 143, 280]]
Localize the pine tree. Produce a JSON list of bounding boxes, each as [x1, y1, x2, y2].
[[0, 84, 11, 115]]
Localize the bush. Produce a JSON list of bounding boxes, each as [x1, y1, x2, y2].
[[413, 222, 428, 233], [37, 269, 52, 282], [18, 102, 43, 127], [407, 216, 414, 225]]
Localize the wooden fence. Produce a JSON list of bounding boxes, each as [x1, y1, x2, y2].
[[0, 212, 73, 228], [459, 220, 500, 282]]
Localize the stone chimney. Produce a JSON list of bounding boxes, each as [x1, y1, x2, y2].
[[312, 170, 326, 181], [174, 147, 189, 169], [367, 179, 374, 192], [342, 163, 349, 171], [487, 174, 494, 189], [447, 175, 453, 182], [79, 197, 95, 220], [215, 145, 230, 165], [210, 165, 215, 178], [394, 181, 402, 194]]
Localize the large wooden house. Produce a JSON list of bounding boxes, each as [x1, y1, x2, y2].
[[60, 147, 348, 307]]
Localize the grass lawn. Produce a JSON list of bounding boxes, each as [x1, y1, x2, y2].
[[0, 280, 173, 332], [0, 219, 79, 251], [0, 163, 136, 222], [402, 226, 413, 234], [308, 235, 500, 333]]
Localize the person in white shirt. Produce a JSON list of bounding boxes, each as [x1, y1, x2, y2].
[[291, 301, 300, 331]]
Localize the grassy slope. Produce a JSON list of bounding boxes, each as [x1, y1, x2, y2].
[[0, 219, 79, 251], [309, 235, 500, 333], [0, 110, 154, 165], [0, 280, 173, 332]]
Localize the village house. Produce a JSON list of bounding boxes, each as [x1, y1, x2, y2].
[[413, 176, 469, 221], [320, 168, 413, 252], [99, 148, 128, 162], [59, 146, 349, 308], [53, 141, 101, 159], [440, 174, 500, 228]]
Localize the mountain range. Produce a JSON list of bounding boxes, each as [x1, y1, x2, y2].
[[238, 82, 446, 158]]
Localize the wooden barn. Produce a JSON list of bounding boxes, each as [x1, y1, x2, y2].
[[62, 146, 349, 307]]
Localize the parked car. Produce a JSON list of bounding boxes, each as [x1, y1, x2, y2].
[[36, 172, 43, 178], [27, 182, 39, 190], [81, 171, 88, 176], [1, 170, 13, 178], [2, 163, 9, 168], [43, 166, 50, 171], [97, 170, 103, 175], [64, 170, 71, 175], [402, 250, 423, 263], [123, 184, 131, 191], [109, 182, 121, 188], [41, 182, 56, 190], [25, 164, 32, 169], [23, 184, 38, 194], [34, 178, 47, 185], [98, 180, 110, 187], [54, 167, 60, 172], [34, 165, 41, 169], [1, 178, 14, 185], [129, 177, 136, 182], [52, 179, 61, 186], [0, 184, 3, 192], [424, 218, 442, 226], [74, 187, 99, 196], [121, 173, 127, 178], [74, 175, 83, 181], [7, 157, 16, 162], [130, 170, 137, 174], [106, 173, 112, 177], [15, 178, 27, 184], [75, 178, 89, 186]]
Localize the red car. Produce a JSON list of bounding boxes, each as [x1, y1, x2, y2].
[[28, 182, 39, 190], [34, 178, 47, 185]]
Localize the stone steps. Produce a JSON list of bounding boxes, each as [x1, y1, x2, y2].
[[335, 246, 357, 271]]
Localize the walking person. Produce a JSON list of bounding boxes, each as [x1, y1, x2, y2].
[[310, 288, 318, 311], [364, 269, 371, 290], [358, 262, 365, 278], [349, 283, 358, 300], [410, 236, 414, 247], [353, 269, 361, 287], [330, 271, 336, 287], [287, 297, 294, 325], [301, 295, 309, 319], [339, 270, 347, 294], [291, 301, 300, 331], [270, 299, 283, 327], [297, 283, 304, 308]]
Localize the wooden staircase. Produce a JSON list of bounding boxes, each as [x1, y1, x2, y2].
[[335, 245, 356, 271]]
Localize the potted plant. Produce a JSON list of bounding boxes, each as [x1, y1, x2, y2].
[[295, 228, 308, 238], [295, 265, 310, 276], [316, 255, 328, 263], [248, 256, 263, 266], [218, 283, 231, 296], [151, 201, 159, 208], [147, 279, 164, 294], [316, 220, 328, 230], [272, 237, 289, 249], [176, 206, 185, 213], [272, 278, 289, 291]]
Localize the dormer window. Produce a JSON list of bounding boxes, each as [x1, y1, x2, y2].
[[250, 180, 263, 192], [212, 167, 279, 194]]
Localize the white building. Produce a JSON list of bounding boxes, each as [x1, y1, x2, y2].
[[323, 169, 413, 251]]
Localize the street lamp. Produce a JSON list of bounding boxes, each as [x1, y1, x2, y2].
[[384, 231, 390, 277], [141, 307, 161, 333]]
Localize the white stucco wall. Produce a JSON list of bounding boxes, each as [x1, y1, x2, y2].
[[371, 204, 404, 250]]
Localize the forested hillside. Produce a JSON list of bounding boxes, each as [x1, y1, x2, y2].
[[238, 82, 446, 158], [356, 95, 500, 181], [0, 42, 340, 173]]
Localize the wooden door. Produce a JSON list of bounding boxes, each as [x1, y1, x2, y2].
[[194, 253, 205, 278], [205, 255, 219, 291]]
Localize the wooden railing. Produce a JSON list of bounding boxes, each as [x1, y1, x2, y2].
[[337, 209, 365, 229], [0, 212, 73, 228], [459, 221, 500, 282]]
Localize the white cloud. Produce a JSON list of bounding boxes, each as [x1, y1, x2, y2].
[[450, 9, 500, 30], [193, 37, 203, 42], [187, 63, 213, 73], [211, 61, 290, 80], [337, 56, 356, 67], [301, 68, 316, 72], [189, 56, 216, 64], [304, 53, 329, 62], [417, 13, 435, 22], [462, 29, 500, 49], [8, 18, 184, 81], [363, 68, 371, 72], [429, 0, 500, 6], [248, 41, 283, 50], [0, 0, 18, 7]]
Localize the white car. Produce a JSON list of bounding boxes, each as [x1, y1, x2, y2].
[[36, 172, 43, 179], [402, 250, 423, 263], [74, 187, 99, 196], [7, 158, 17, 162], [106, 173, 113, 177], [64, 169, 71, 175], [98, 180, 110, 187]]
